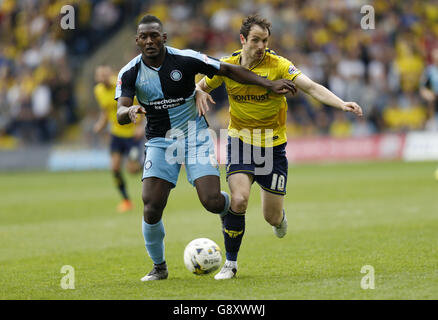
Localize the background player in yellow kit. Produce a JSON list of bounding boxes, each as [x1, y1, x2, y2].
[[93, 65, 144, 213], [196, 15, 363, 279]]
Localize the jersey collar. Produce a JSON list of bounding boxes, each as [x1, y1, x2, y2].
[[141, 47, 167, 71]]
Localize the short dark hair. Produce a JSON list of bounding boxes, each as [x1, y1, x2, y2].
[[240, 14, 271, 39], [138, 14, 163, 30]]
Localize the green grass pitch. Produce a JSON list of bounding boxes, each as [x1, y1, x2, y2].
[[0, 161, 437, 300]]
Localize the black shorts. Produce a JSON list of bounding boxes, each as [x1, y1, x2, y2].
[[110, 135, 139, 157], [226, 136, 288, 195]]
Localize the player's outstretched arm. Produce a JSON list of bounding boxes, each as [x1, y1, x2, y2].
[[218, 62, 297, 95], [294, 73, 363, 116], [117, 96, 146, 125]]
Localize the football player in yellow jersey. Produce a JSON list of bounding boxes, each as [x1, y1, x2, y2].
[[93, 65, 144, 213], [196, 15, 363, 279]]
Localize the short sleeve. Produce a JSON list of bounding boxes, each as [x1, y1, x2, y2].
[[193, 51, 221, 78], [205, 73, 224, 90], [279, 57, 302, 82], [115, 64, 138, 100]]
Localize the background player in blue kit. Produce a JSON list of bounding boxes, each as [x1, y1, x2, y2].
[[115, 15, 297, 281]]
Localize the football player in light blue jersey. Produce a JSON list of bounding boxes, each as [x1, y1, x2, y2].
[[115, 14, 297, 281]]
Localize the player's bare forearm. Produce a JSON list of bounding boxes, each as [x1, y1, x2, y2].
[[196, 78, 212, 93], [217, 62, 296, 94], [117, 96, 147, 125], [309, 83, 345, 109], [117, 105, 132, 125], [117, 96, 134, 124], [295, 73, 363, 116]]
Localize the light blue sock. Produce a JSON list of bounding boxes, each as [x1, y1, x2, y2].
[[220, 191, 231, 217], [142, 219, 165, 265]]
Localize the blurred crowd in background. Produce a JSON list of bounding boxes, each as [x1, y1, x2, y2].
[[1, 0, 438, 147], [0, 0, 142, 147]]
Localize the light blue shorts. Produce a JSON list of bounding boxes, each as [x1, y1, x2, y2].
[[142, 133, 219, 187]]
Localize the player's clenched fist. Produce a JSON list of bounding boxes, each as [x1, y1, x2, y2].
[[128, 105, 146, 124], [341, 102, 363, 117]]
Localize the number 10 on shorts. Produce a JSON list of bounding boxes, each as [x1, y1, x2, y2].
[[270, 173, 285, 192]]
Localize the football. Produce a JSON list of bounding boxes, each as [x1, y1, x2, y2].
[[183, 238, 222, 275]]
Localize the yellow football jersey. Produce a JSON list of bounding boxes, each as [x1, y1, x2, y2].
[[205, 49, 301, 147], [94, 76, 138, 138]]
